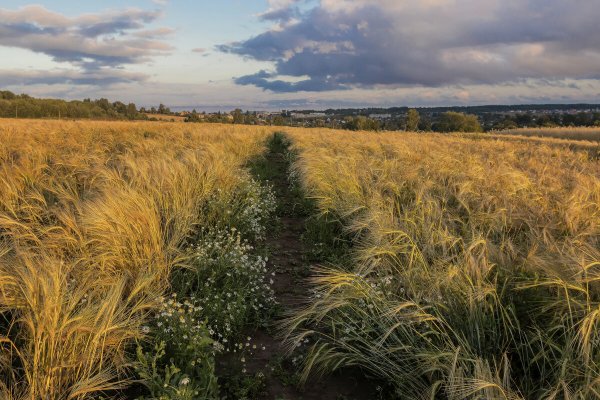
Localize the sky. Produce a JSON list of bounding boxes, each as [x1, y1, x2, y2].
[[1, 0, 600, 110]]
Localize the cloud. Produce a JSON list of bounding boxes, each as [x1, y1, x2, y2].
[[0, 69, 147, 86], [234, 70, 350, 92], [220, 0, 600, 93], [5, 75, 600, 111], [192, 47, 207, 53], [0, 5, 173, 80], [258, 0, 302, 22], [132, 27, 175, 39]]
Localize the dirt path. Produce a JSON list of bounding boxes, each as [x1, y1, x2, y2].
[[235, 134, 376, 400]]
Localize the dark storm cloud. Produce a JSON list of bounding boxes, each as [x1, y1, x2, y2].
[[0, 5, 173, 71], [220, 0, 600, 93]]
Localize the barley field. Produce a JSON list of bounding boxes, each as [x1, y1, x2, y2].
[[498, 127, 600, 142], [1, 121, 599, 399], [0, 120, 277, 399], [284, 129, 600, 399]]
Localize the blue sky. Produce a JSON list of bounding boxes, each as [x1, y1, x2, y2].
[[1, 1, 600, 110]]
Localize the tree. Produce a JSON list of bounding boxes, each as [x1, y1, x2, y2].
[[345, 116, 380, 131], [232, 109, 244, 124], [536, 115, 558, 128], [186, 109, 201, 123], [418, 116, 432, 131], [158, 104, 170, 114], [405, 109, 420, 131], [95, 98, 111, 111], [0, 92, 151, 120], [272, 115, 285, 126], [493, 118, 518, 130], [515, 113, 533, 127], [434, 112, 483, 133], [0, 90, 16, 100], [126, 103, 137, 119], [244, 111, 257, 125]]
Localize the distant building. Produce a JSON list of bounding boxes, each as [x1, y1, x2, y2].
[[291, 112, 327, 119], [369, 114, 392, 119]]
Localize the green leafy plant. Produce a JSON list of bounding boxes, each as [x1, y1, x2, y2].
[[134, 297, 218, 399]]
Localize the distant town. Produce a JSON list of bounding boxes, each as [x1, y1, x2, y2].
[[2, 90, 600, 132], [164, 104, 600, 132]]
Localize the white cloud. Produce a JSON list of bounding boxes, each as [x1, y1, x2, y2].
[[0, 5, 173, 77]]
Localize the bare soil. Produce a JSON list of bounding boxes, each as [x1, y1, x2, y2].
[[218, 143, 377, 399]]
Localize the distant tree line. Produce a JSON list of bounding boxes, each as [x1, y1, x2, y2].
[[322, 103, 600, 117], [4, 89, 599, 133], [488, 112, 600, 130], [183, 106, 487, 133], [0, 90, 149, 120], [264, 108, 600, 133], [140, 103, 172, 115], [286, 104, 600, 132], [185, 108, 261, 124]]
